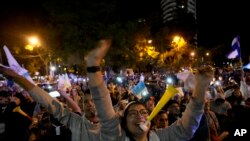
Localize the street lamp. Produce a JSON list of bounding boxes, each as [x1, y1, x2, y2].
[[28, 36, 40, 46], [147, 39, 152, 44], [25, 36, 40, 50], [204, 52, 211, 64], [190, 51, 195, 57], [50, 65, 56, 72], [172, 35, 187, 69], [26, 36, 50, 77]]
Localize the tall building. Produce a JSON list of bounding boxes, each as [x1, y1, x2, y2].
[[161, 0, 196, 23], [161, 0, 197, 44]]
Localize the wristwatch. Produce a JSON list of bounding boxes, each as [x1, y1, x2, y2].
[[86, 66, 101, 73]]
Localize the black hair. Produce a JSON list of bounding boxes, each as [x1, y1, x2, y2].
[[14, 92, 26, 105], [120, 100, 149, 141], [164, 100, 179, 110], [158, 110, 168, 115], [0, 90, 9, 97], [83, 89, 91, 95]]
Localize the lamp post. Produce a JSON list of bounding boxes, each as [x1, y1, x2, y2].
[[26, 36, 50, 77], [206, 52, 210, 56], [190, 51, 195, 67], [190, 51, 195, 58], [172, 35, 186, 69], [25, 36, 40, 51]]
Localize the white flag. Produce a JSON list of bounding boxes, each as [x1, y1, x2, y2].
[[3, 45, 35, 84], [227, 49, 239, 59], [57, 73, 71, 91], [177, 71, 195, 91], [243, 63, 250, 69]]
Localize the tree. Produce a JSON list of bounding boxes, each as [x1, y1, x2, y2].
[[40, 0, 143, 74]]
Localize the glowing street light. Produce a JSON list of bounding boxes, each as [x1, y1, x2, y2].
[[28, 36, 40, 46], [50, 65, 56, 72], [25, 36, 40, 51], [171, 35, 187, 69], [25, 35, 51, 76], [190, 51, 195, 57]]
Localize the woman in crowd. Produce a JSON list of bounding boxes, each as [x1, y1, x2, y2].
[[85, 39, 214, 140]]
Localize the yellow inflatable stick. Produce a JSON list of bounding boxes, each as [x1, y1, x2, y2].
[[13, 106, 33, 121], [139, 85, 178, 131], [147, 85, 178, 122]]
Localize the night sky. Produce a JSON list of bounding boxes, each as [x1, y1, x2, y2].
[[0, 0, 248, 62], [197, 0, 245, 46], [197, 0, 248, 64]]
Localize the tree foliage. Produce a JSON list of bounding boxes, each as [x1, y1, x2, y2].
[[40, 0, 143, 73]]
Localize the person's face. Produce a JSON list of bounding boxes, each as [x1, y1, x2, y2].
[[71, 88, 77, 95], [71, 88, 78, 98], [156, 113, 168, 128], [21, 91, 33, 101], [126, 104, 149, 136], [233, 89, 241, 97], [218, 69, 223, 74], [245, 75, 250, 85], [168, 103, 180, 115], [204, 101, 210, 112], [146, 99, 155, 112], [129, 95, 135, 101], [0, 96, 9, 105], [83, 94, 96, 117]]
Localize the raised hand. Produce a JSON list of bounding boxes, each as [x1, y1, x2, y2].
[[193, 65, 214, 102], [85, 39, 111, 67], [195, 65, 214, 87], [85, 39, 111, 87]]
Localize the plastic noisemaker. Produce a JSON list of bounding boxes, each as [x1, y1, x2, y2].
[[139, 85, 178, 131], [13, 106, 33, 121]]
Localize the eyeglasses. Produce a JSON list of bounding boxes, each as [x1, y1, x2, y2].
[[127, 109, 149, 118]]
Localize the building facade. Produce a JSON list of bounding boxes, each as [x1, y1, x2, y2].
[[161, 0, 196, 23], [161, 0, 197, 45]]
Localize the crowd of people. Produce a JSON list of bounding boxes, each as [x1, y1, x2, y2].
[[0, 39, 250, 141]]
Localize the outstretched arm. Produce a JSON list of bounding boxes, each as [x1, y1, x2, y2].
[[0, 67, 73, 119], [85, 39, 121, 140], [0, 68, 35, 91], [156, 66, 214, 140]]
